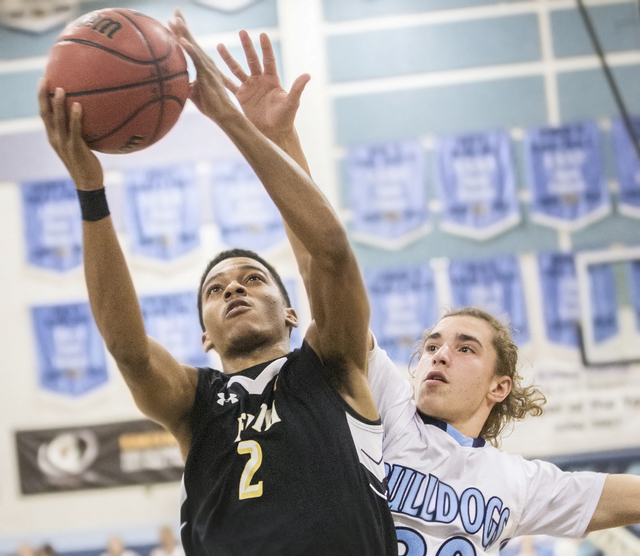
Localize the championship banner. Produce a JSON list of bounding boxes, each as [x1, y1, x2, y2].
[[524, 121, 610, 230], [347, 141, 430, 250], [16, 419, 183, 495], [366, 266, 437, 364], [21, 178, 82, 272], [448, 256, 529, 346], [612, 117, 640, 218], [587, 263, 618, 343], [125, 164, 200, 261], [538, 253, 580, 347], [628, 261, 640, 332], [210, 158, 285, 252], [140, 292, 209, 368], [435, 130, 520, 239], [31, 302, 108, 396]]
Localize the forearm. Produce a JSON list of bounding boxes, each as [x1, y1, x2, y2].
[[82, 216, 149, 371], [586, 474, 640, 532]]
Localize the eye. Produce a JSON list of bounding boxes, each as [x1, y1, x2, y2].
[[426, 344, 438, 352], [206, 284, 222, 296], [247, 274, 264, 282], [460, 346, 474, 353]]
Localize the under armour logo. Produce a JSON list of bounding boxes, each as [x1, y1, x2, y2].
[[217, 392, 238, 406]]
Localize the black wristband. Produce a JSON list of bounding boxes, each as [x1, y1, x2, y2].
[[77, 188, 110, 222]]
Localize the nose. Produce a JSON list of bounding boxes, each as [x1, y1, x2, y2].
[[224, 281, 246, 299], [432, 344, 451, 366]]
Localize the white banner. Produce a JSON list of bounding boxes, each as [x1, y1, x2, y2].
[[612, 117, 640, 218]]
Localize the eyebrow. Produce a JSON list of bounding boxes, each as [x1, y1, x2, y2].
[[425, 331, 483, 347], [201, 265, 267, 294]]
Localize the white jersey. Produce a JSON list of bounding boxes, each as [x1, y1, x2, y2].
[[368, 340, 607, 556]]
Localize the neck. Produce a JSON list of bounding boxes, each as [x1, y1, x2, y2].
[[220, 337, 291, 374]]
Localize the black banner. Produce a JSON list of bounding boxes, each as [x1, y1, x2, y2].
[[16, 419, 184, 495]]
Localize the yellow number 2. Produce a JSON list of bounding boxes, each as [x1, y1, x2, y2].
[[237, 440, 263, 500]]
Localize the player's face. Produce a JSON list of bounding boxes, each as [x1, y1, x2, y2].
[[414, 315, 507, 437], [199, 257, 296, 355]]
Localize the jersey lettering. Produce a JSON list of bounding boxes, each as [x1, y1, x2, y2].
[[386, 463, 509, 550], [237, 440, 263, 500]]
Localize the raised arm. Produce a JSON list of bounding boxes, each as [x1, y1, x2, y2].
[[38, 82, 197, 452], [169, 14, 376, 419], [586, 474, 640, 532]]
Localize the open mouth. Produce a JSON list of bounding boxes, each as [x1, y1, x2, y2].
[[425, 371, 448, 383], [225, 299, 250, 317]]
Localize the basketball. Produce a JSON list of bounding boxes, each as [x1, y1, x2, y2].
[[44, 8, 190, 154]]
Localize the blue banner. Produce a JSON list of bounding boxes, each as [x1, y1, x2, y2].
[[125, 164, 200, 261], [348, 141, 429, 249], [435, 130, 520, 239], [538, 253, 580, 347], [21, 179, 82, 271], [525, 122, 609, 230], [612, 117, 640, 218], [211, 158, 285, 252], [628, 260, 640, 332], [365, 265, 437, 364], [449, 256, 529, 345], [588, 263, 618, 343], [31, 303, 107, 396], [140, 292, 209, 368]]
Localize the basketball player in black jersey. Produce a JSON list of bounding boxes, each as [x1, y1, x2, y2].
[[38, 9, 396, 556]]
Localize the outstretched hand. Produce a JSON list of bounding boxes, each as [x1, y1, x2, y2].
[[38, 79, 103, 190], [168, 9, 238, 124], [217, 31, 310, 140]]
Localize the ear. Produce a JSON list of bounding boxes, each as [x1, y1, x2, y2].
[[285, 307, 298, 330], [488, 375, 512, 404], [201, 331, 214, 352]]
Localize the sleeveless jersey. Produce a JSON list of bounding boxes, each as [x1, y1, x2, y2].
[[180, 341, 397, 556], [368, 338, 607, 556]]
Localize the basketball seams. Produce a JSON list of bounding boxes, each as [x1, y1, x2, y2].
[[55, 38, 173, 65], [114, 9, 166, 145]]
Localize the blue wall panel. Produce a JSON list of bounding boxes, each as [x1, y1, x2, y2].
[[323, 0, 528, 22], [551, 3, 640, 59], [557, 65, 640, 123], [334, 76, 547, 145], [0, 70, 42, 120], [327, 15, 541, 82]]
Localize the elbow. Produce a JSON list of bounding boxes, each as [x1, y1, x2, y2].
[[105, 338, 150, 375], [317, 225, 352, 267]]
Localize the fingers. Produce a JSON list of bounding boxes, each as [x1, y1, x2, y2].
[[239, 30, 262, 76], [260, 33, 277, 76], [38, 78, 52, 125], [68, 102, 83, 143], [217, 43, 248, 84], [289, 74, 311, 104], [51, 87, 68, 135]]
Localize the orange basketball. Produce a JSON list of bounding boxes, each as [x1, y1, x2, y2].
[[44, 8, 190, 154]]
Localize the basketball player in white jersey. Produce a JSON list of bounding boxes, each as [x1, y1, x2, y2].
[[217, 26, 640, 556]]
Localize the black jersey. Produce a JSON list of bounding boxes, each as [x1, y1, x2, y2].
[[180, 341, 397, 556]]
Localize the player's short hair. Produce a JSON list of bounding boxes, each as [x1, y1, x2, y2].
[[197, 248, 291, 331], [415, 307, 546, 446]]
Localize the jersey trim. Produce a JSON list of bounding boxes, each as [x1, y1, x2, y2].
[[418, 412, 486, 447]]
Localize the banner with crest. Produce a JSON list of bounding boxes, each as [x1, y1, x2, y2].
[[435, 130, 520, 239], [31, 302, 108, 396], [210, 158, 285, 252], [22, 178, 82, 272], [348, 141, 430, 250], [366, 265, 437, 364], [125, 164, 201, 261], [524, 121, 609, 230]]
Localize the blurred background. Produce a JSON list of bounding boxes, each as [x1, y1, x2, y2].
[[1, 0, 640, 554]]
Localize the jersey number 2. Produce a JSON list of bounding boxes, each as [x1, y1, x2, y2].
[[237, 440, 263, 500]]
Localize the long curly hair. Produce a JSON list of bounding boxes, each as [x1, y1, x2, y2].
[[414, 307, 546, 446]]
